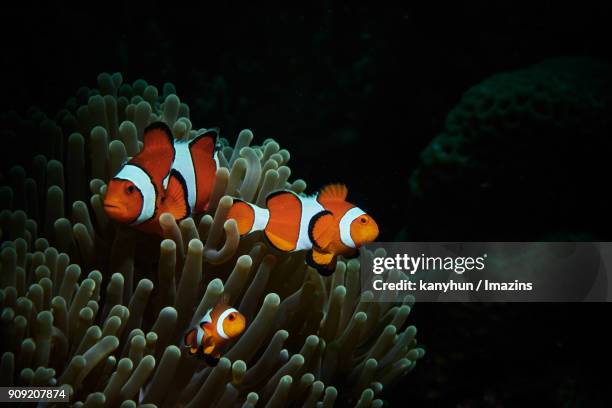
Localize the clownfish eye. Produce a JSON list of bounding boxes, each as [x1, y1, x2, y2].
[[359, 216, 368, 224], [228, 312, 236, 321], [127, 185, 135, 194]]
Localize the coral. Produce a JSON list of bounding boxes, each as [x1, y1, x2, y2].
[[0, 73, 423, 406], [408, 58, 612, 239]]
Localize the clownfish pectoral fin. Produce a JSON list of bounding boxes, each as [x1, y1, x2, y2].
[[133, 122, 176, 183], [265, 191, 302, 252], [163, 169, 190, 220], [202, 335, 216, 356], [318, 183, 348, 203], [200, 322, 214, 339], [227, 199, 256, 236], [306, 249, 337, 276], [202, 332, 215, 346], [308, 210, 336, 249]]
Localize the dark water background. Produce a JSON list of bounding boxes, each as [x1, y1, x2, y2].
[[2, 2, 612, 406]]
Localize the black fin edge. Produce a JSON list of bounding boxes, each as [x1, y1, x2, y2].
[[308, 210, 333, 248], [263, 190, 301, 252], [230, 198, 256, 237], [305, 250, 336, 276], [144, 121, 175, 144], [190, 128, 220, 156], [168, 169, 191, 219], [142, 121, 176, 163], [265, 189, 300, 207]]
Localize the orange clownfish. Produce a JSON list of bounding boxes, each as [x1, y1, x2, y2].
[[227, 184, 379, 274], [184, 302, 246, 363], [103, 122, 219, 235]]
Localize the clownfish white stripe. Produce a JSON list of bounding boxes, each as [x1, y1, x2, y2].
[[173, 142, 197, 210], [251, 204, 270, 232], [216, 308, 237, 340], [339, 207, 365, 249], [196, 325, 204, 345], [214, 150, 221, 170], [296, 196, 325, 251], [197, 308, 213, 344], [236, 201, 270, 234], [114, 164, 156, 225], [202, 308, 213, 324]]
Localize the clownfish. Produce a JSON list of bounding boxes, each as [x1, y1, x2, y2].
[[103, 122, 219, 235], [227, 184, 379, 274], [184, 301, 246, 363]]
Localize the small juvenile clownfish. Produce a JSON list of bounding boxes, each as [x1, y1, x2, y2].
[[103, 122, 220, 235], [227, 183, 379, 274], [184, 301, 246, 364]]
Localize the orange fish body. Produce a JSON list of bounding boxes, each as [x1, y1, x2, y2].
[[184, 302, 246, 361], [103, 122, 219, 235], [227, 184, 379, 274]]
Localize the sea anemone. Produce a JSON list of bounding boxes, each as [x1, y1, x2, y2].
[[0, 73, 423, 407]]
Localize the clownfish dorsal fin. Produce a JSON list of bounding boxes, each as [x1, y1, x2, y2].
[[306, 249, 337, 276], [132, 121, 176, 184], [318, 183, 348, 203], [308, 210, 336, 249], [163, 169, 190, 220]]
